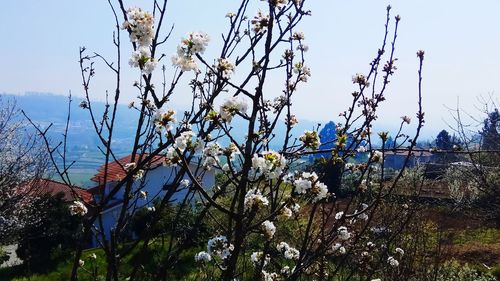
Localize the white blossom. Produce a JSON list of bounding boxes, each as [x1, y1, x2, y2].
[[277, 241, 300, 260], [202, 142, 222, 169], [244, 189, 269, 211], [138, 190, 148, 200], [290, 203, 300, 213], [153, 109, 176, 131], [133, 169, 144, 180], [395, 247, 405, 256], [220, 97, 248, 123], [372, 150, 383, 163], [281, 266, 291, 276], [332, 243, 347, 255], [207, 235, 234, 260], [299, 130, 320, 150], [250, 251, 270, 267], [69, 201, 88, 216], [123, 7, 155, 46], [174, 130, 194, 152], [261, 271, 279, 281], [280, 206, 292, 218], [357, 146, 367, 153], [171, 49, 198, 72], [251, 11, 270, 33], [164, 147, 181, 167], [294, 177, 311, 194], [277, 241, 289, 252], [338, 226, 351, 241], [171, 32, 210, 72], [293, 62, 311, 82], [251, 151, 287, 180], [338, 246, 346, 254], [124, 162, 136, 172], [261, 220, 276, 240], [335, 212, 344, 220], [194, 251, 212, 263], [388, 256, 399, 267], [284, 246, 300, 260], [216, 58, 235, 78], [180, 179, 191, 187], [129, 47, 157, 74], [312, 181, 328, 202], [285, 115, 298, 127]]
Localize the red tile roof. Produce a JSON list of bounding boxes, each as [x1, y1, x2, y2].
[[21, 179, 93, 204], [91, 154, 164, 184]]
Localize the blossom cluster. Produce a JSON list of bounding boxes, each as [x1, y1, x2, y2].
[[153, 109, 176, 131], [251, 150, 287, 180], [173, 130, 203, 153], [69, 201, 88, 216], [299, 130, 320, 150], [202, 142, 222, 170], [244, 188, 269, 211], [251, 11, 270, 33], [207, 235, 234, 260], [216, 58, 235, 78], [129, 47, 157, 75], [332, 243, 347, 254], [220, 97, 248, 123], [337, 226, 352, 241], [371, 150, 383, 163], [172, 32, 210, 71], [276, 241, 300, 260], [193, 236, 237, 266], [261, 220, 276, 240], [123, 7, 154, 46], [290, 171, 329, 202], [387, 256, 399, 267], [293, 62, 311, 82], [250, 251, 270, 267], [123, 7, 157, 74], [194, 251, 212, 263], [285, 115, 298, 127]]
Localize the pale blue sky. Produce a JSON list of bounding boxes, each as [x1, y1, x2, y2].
[[1, 1, 499, 139]]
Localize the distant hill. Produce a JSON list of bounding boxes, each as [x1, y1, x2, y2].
[[1, 93, 323, 187], [1, 93, 140, 187]]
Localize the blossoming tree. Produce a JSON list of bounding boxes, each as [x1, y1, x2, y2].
[[0, 97, 48, 244], [31, 0, 426, 280]]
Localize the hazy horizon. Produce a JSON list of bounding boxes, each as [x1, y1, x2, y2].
[[2, 1, 499, 140]]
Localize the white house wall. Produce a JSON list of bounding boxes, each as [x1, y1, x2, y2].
[[90, 164, 215, 248]]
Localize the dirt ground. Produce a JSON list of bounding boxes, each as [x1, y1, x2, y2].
[[448, 243, 500, 266]]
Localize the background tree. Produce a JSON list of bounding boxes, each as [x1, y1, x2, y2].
[[447, 99, 500, 226], [314, 121, 344, 194], [435, 130, 452, 150], [434, 129, 461, 163], [16, 193, 82, 273], [481, 108, 500, 150], [0, 96, 48, 244]]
